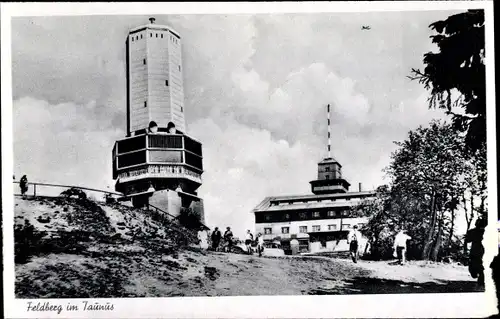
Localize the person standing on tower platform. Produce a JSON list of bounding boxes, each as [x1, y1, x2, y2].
[[347, 225, 362, 263], [211, 227, 222, 251], [167, 122, 177, 134]]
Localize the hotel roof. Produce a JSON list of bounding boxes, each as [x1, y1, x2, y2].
[[252, 190, 376, 213]]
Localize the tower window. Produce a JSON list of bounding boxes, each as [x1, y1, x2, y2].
[[180, 106, 183, 112], [150, 33, 152, 37], [165, 80, 169, 86], [144, 101, 147, 108], [143, 59, 146, 65], [326, 175, 330, 180], [132, 37, 134, 42], [140, 34, 143, 39], [328, 132, 331, 138], [325, 167, 330, 171], [178, 65, 181, 72], [156, 33, 158, 38], [161, 34, 163, 38]]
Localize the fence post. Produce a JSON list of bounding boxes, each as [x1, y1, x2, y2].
[[33, 184, 37, 198]]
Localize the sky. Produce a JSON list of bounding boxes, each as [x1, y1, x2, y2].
[[11, 11, 463, 238]]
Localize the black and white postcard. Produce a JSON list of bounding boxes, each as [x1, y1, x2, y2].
[[1, 2, 498, 318]]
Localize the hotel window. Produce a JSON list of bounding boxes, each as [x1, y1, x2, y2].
[[284, 213, 290, 220], [299, 212, 307, 219], [299, 226, 307, 233], [327, 211, 335, 217], [312, 211, 320, 218], [265, 214, 271, 221], [165, 80, 169, 86], [282, 227, 290, 234], [342, 224, 350, 229], [264, 228, 272, 235], [312, 225, 321, 232], [328, 225, 337, 231]]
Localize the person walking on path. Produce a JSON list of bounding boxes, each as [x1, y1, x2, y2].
[[465, 218, 486, 286], [347, 225, 362, 263], [393, 228, 412, 265], [20, 175, 28, 198], [257, 233, 265, 257], [245, 230, 254, 255], [211, 227, 222, 251], [224, 227, 234, 252]]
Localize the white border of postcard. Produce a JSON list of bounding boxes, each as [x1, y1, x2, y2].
[[2, 1, 497, 318]]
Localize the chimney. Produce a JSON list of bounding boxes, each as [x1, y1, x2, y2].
[[149, 17, 156, 24], [358, 182, 362, 192]]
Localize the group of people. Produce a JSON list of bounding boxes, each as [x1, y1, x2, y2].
[[347, 224, 412, 265], [197, 228, 265, 257]]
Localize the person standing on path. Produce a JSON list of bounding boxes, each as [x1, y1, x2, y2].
[[465, 218, 486, 286], [211, 227, 222, 251], [20, 175, 28, 198], [245, 230, 254, 255], [393, 228, 412, 265], [224, 227, 234, 252], [347, 225, 362, 263], [198, 228, 209, 250], [257, 233, 265, 257]]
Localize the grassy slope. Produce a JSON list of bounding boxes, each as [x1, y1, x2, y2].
[[14, 197, 481, 298]]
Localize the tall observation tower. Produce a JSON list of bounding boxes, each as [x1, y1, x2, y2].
[[309, 104, 351, 194], [112, 18, 204, 221]]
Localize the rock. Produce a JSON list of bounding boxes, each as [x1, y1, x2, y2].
[[204, 266, 219, 280], [54, 210, 60, 215], [37, 215, 51, 223]]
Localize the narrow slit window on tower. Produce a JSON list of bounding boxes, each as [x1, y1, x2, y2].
[[143, 58, 146, 65], [132, 37, 134, 42], [156, 33, 158, 38], [178, 65, 181, 72], [161, 34, 163, 38], [165, 80, 169, 86], [328, 132, 331, 138], [144, 101, 147, 108], [150, 33, 152, 37], [328, 119, 330, 125], [140, 34, 143, 39], [180, 106, 183, 112]]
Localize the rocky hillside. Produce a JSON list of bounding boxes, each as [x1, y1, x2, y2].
[[14, 196, 200, 298]]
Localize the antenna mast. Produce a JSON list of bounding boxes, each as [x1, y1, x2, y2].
[[327, 104, 331, 158]]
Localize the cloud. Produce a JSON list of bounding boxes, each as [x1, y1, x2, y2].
[[10, 13, 458, 238]]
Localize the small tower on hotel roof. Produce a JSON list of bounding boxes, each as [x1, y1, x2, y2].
[[309, 104, 351, 194]]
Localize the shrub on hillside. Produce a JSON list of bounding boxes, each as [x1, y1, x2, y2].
[[60, 188, 87, 200], [14, 220, 46, 264], [178, 207, 202, 230]]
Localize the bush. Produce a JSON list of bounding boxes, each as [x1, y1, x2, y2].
[[14, 220, 46, 264], [178, 208, 202, 230], [60, 187, 87, 200]]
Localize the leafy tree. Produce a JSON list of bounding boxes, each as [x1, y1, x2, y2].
[[409, 10, 486, 152], [385, 120, 469, 261]]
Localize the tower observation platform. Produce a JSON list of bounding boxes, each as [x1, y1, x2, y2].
[[112, 18, 204, 222]]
